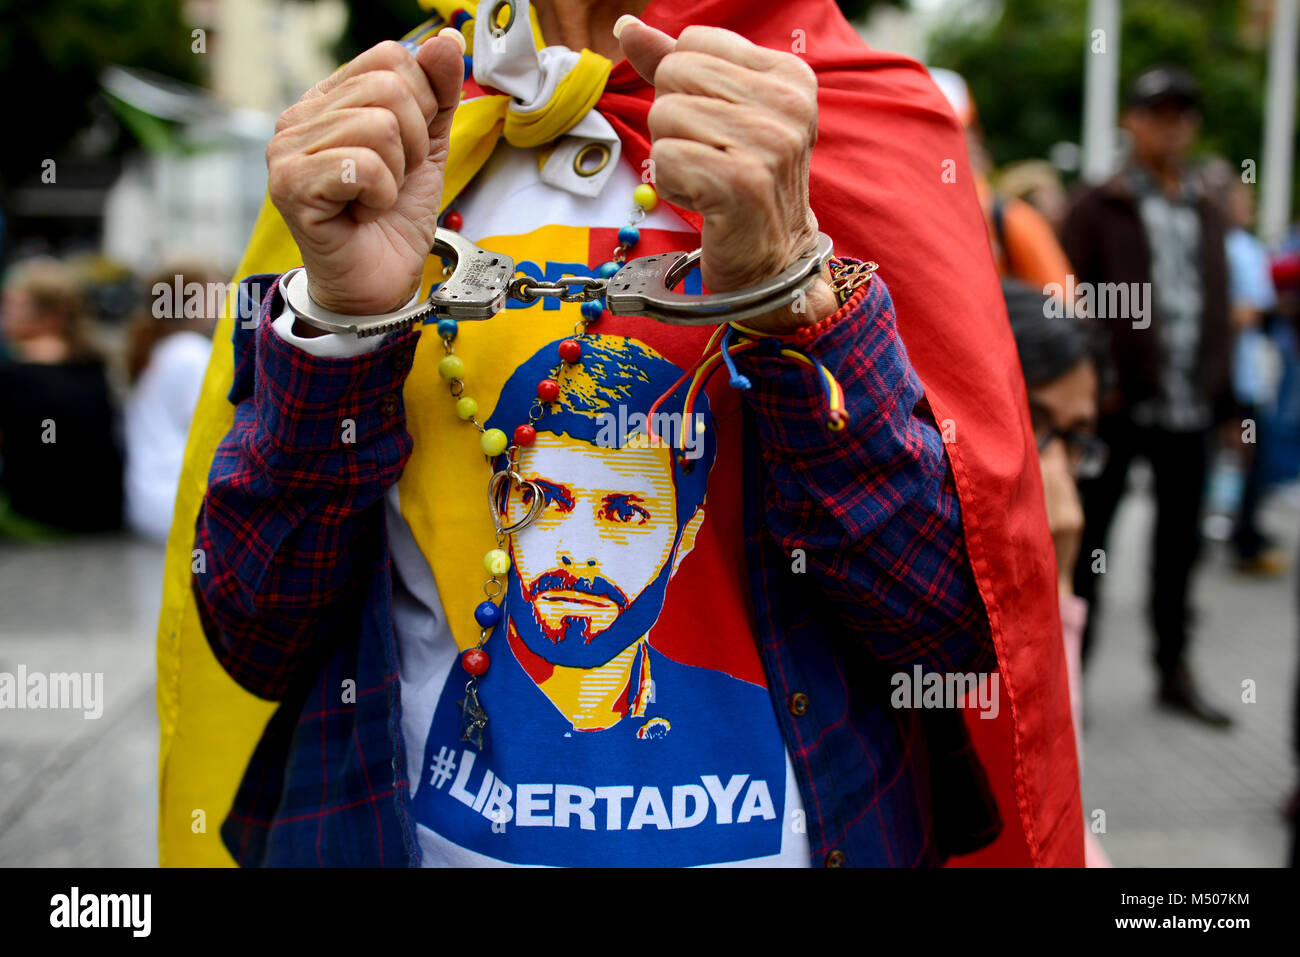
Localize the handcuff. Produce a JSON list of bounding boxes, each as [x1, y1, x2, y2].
[[280, 228, 837, 338]]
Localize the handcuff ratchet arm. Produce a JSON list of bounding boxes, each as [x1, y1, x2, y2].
[[605, 231, 836, 325], [280, 228, 516, 337]]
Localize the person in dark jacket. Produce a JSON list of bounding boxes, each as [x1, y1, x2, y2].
[[0, 258, 123, 536], [1063, 65, 1233, 727]]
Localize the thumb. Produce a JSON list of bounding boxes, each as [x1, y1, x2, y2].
[[416, 28, 469, 150], [615, 16, 676, 85]]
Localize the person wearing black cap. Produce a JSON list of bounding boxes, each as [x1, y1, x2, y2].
[[1062, 65, 1234, 728]]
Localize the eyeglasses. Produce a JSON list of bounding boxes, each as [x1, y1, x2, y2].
[[1035, 426, 1109, 480]]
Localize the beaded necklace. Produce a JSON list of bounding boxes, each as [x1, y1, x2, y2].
[[431, 180, 661, 748]]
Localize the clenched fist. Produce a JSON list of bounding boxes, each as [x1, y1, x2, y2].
[[266, 31, 467, 318], [617, 19, 837, 334]]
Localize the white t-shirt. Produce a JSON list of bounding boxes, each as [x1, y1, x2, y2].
[[125, 330, 211, 543], [275, 142, 811, 868]]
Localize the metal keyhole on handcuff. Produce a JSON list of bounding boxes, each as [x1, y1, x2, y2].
[[279, 227, 836, 535]]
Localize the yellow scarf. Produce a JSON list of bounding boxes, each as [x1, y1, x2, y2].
[[154, 1, 612, 865]]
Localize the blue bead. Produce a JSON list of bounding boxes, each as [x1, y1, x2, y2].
[[463, 55, 473, 81], [437, 318, 458, 340], [580, 299, 604, 320], [598, 261, 621, 278], [474, 600, 501, 628], [452, 10, 473, 28], [617, 225, 640, 247]]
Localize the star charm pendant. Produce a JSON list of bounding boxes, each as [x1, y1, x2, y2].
[[458, 684, 488, 750]]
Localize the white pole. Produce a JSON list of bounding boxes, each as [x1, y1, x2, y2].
[[1260, 0, 1298, 245], [1081, 0, 1121, 183]]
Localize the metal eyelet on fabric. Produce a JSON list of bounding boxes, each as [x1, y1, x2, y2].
[[573, 142, 612, 178]]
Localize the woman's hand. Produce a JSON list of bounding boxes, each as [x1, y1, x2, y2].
[[266, 31, 466, 317], [1040, 441, 1085, 597], [618, 18, 838, 334]]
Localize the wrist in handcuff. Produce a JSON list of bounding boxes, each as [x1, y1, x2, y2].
[[291, 274, 422, 339], [730, 257, 876, 345]]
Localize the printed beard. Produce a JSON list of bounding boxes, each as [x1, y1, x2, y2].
[[506, 559, 675, 670]]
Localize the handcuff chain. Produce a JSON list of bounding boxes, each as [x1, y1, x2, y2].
[[507, 274, 608, 304]]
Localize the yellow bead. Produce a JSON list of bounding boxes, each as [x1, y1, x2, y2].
[[455, 397, 478, 421], [480, 428, 507, 456], [632, 183, 658, 211], [438, 355, 465, 381], [484, 548, 510, 575]]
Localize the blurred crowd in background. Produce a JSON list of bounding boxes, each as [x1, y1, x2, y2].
[[2, 0, 1299, 866]]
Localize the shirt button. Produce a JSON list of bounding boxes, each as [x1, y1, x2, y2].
[[392, 347, 413, 372], [788, 692, 809, 716], [379, 393, 399, 416], [825, 850, 846, 867]]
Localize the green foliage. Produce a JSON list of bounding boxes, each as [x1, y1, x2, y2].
[[0, 0, 198, 190], [926, 0, 1270, 175]]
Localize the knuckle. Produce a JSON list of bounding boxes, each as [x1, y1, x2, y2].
[[376, 108, 402, 145], [274, 103, 301, 134], [370, 40, 406, 65], [769, 119, 807, 160], [646, 94, 684, 134], [654, 51, 686, 89], [781, 54, 818, 90], [355, 148, 383, 178], [677, 24, 717, 49], [266, 157, 296, 205], [677, 25, 705, 46], [265, 138, 285, 173], [766, 83, 808, 122], [368, 69, 408, 104]]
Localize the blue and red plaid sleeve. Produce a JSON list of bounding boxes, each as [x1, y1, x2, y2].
[[732, 274, 994, 675], [193, 274, 420, 700]]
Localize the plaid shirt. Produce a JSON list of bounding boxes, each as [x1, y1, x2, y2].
[[194, 271, 1000, 867]]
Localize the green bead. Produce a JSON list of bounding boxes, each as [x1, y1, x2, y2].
[[484, 548, 511, 575], [480, 428, 508, 456], [455, 397, 478, 421], [438, 355, 465, 381]]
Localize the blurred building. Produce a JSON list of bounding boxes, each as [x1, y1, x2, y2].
[[101, 0, 347, 275]]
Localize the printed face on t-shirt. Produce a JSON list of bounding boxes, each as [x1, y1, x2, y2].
[[506, 433, 680, 655], [488, 333, 714, 673]]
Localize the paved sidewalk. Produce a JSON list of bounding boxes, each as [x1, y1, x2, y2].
[[0, 536, 161, 867], [1080, 466, 1297, 867]]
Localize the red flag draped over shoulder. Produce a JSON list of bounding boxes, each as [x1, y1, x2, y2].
[[613, 0, 1083, 867]]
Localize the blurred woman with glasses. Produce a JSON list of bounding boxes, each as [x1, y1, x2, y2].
[[1004, 278, 1111, 866]]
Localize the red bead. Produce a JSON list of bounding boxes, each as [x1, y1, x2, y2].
[[537, 378, 560, 402], [513, 424, 536, 447], [444, 210, 464, 231], [558, 338, 583, 363], [461, 648, 489, 676]]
